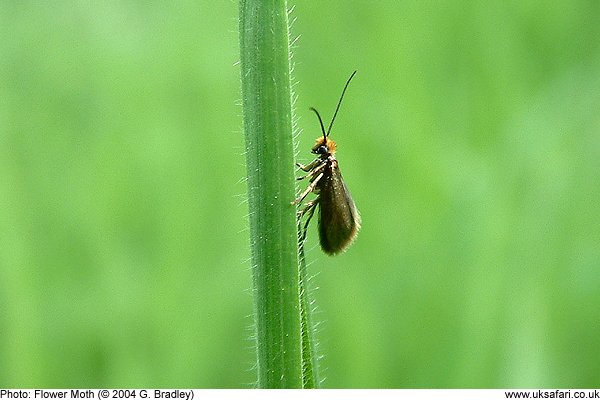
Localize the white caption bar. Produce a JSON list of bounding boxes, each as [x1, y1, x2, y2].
[[1, 389, 599, 400]]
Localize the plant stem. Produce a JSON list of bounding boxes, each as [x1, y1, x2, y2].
[[239, 0, 303, 388], [299, 242, 320, 388]]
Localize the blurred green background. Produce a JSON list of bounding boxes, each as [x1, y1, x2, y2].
[[1, 1, 599, 388]]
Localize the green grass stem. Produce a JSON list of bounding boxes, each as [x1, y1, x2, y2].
[[239, 0, 313, 388]]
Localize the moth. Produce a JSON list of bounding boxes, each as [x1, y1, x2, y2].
[[294, 71, 361, 255]]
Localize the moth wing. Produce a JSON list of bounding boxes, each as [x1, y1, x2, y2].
[[318, 162, 361, 255]]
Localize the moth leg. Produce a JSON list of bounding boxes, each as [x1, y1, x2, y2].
[[296, 158, 321, 172], [292, 172, 324, 205], [297, 198, 317, 218], [298, 199, 318, 244], [296, 161, 327, 181], [296, 158, 326, 180]]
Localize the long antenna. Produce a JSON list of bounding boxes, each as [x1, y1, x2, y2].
[[309, 107, 327, 142], [326, 70, 357, 136]]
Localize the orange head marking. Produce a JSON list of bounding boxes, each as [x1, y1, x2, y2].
[[312, 136, 337, 155]]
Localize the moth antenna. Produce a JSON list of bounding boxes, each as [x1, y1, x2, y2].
[[326, 70, 357, 137], [309, 107, 327, 142]]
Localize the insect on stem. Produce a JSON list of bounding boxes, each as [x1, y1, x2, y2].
[[294, 71, 361, 256]]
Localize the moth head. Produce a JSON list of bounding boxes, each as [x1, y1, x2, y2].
[[312, 136, 336, 155]]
